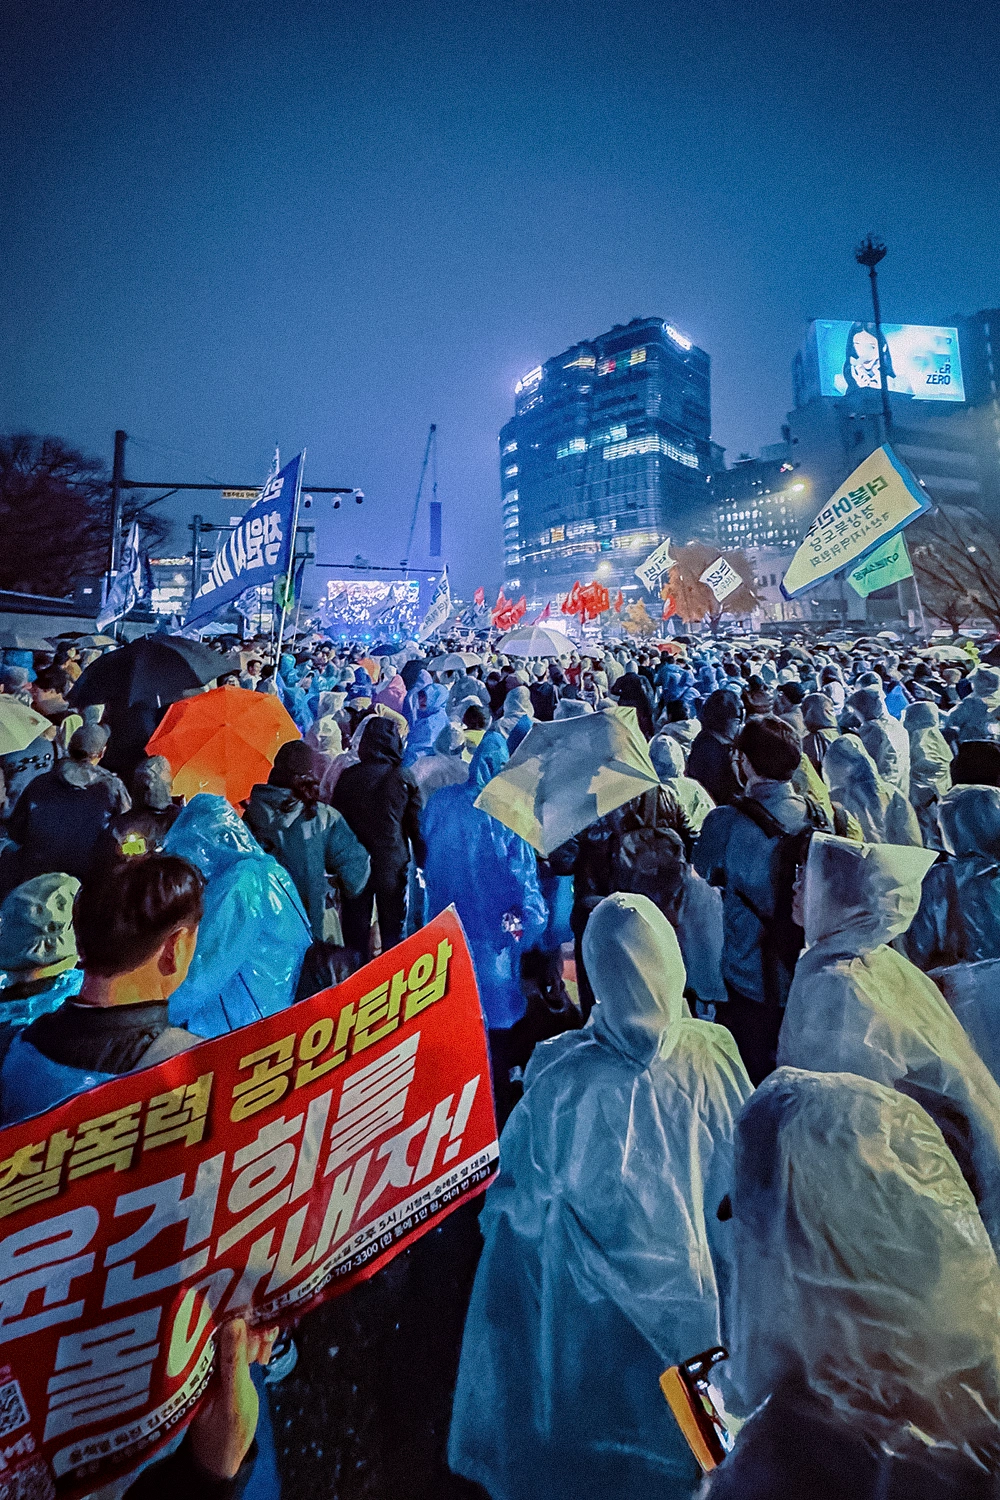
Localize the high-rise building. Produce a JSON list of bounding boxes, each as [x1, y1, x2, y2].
[[712, 448, 814, 551], [499, 316, 716, 604]]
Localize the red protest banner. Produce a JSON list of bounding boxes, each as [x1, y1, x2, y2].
[[0, 909, 496, 1500]]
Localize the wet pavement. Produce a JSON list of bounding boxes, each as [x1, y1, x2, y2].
[[268, 1200, 488, 1499]]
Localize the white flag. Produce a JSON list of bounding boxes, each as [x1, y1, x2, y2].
[[634, 537, 674, 592], [417, 566, 451, 642]]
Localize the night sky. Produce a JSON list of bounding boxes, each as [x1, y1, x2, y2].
[[3, 0, 998, 597]]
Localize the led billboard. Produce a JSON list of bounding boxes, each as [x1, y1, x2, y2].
[[319, 579, 420, 638], [813, 321, 965, 402]]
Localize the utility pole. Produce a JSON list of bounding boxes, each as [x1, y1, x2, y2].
[[854, 236, 893, 441], [190, 514, 203, 603], [108, 429, 128, 585]]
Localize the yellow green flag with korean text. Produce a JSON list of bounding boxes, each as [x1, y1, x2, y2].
[[847, 532, 914, 598], [782, 445, 929, 598]]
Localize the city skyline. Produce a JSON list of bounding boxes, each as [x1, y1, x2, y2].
[[4, 0, 999, 594]]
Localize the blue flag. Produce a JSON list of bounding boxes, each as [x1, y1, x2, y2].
[[98, 520, 147, 630], [186, 453, 302, 626]]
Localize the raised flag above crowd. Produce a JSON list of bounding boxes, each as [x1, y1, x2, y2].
[[185, 453, 303, 628]]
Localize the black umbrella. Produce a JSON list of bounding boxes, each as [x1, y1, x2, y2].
[[69, 636, 242, 710]]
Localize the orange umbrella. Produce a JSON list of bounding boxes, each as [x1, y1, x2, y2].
[[147, 686, 300, 808]]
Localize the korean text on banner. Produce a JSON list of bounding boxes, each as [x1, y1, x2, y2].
[[185, 454, 302, 627], [634, 538, 673, 593], [847, 532, 914, 598], [0, 909, 495, 1500], [782, 445, 929, 598], [698, 556, 742, 604]]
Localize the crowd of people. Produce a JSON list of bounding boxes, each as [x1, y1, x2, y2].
[[1, 621, 1000, 1496]]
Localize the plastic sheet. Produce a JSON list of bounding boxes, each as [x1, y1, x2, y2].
[[164, 794, 311, 1037], [715, 1068, 1000, 1489], [779, 835, 1000, 1246], [422, 739, 546, 1029], [449, 893, 752, 1500]]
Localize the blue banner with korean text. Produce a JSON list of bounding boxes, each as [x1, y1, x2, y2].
[[185, 454, 301, 626]]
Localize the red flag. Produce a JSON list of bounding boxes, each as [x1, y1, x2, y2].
[[474, 586, 485, 607], [662, 596, 676, 619], [561, 581, 583, 616], [536, 602, 551, 622], [511, 596, 527, 623], [613, 590, 623, 613], [491, 588, 509, 625]]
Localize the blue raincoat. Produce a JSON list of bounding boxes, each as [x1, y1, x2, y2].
[[402, 683, 450, 765], [164, 794, 312, 1036], [423, 738, 546, 1029]]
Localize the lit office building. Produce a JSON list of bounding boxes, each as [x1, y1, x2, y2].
[[713, 450, 814, 551], [499, 316, 716, 603]]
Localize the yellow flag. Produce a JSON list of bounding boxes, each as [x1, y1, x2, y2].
[[782, 445, 928, 598]]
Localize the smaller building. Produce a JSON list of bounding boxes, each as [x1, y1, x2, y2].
[[713, 452, 813, 552]]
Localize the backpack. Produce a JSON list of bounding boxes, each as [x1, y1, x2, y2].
[[730, 795, 830, 1007], [607, 790, 687, 915]]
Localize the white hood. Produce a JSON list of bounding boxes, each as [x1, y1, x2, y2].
[[803, 834, 937, 954], [583, 892, 686, 1066], [729, 1067, 1000, 1458]]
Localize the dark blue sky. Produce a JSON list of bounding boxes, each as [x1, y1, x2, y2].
[[3, 0, 998, 596]]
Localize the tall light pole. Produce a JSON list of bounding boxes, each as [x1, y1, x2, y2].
[[854, 235, 893, 441]]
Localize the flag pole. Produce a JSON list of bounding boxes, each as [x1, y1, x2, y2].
[[274, 450, 305, 667]]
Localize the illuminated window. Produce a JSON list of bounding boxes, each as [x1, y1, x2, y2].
[[563, 353, 596, 371], [556, 436, 588, 459], [504, 464, 518, 478], [504, 488, 518, 505], [515, 366, 542, 395], [665, 324, 693, 350], [550, 525, 565, 542], [504, 516, 519, 530], [502, 440, 517, 455]]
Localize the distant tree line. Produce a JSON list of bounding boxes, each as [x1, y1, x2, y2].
[[0, 433, 168, 597]]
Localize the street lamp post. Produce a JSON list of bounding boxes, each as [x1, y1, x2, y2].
[[854, 235, 894, 441]]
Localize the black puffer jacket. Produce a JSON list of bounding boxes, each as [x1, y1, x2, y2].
[[331, 718, 426, 881], [548, 786, 696, 936]]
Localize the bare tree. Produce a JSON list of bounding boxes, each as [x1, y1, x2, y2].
[[909, 506, 1000, 632], [0, 434, 167, 596]]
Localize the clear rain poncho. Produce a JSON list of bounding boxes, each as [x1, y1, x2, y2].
[[449, 893, 752, 1500], [778, 834, 1000, 1246], [906, 785, 1000, 1086], [822, 733, 922, 845], [702, 1068, 1000, 1498], [163, 793, 312, 1037], [905, 698, 953, 848]]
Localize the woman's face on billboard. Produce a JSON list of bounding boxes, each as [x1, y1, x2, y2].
[[849, 328, 881, 386]]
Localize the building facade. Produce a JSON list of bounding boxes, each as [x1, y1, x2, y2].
[[713, 451, 814, 552], [499, 316, 716, 604]]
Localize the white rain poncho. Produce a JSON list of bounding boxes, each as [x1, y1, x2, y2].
[[778, 834, 1000, 1246], [905, 698, 953, 848], [848, 685, 911, 796], [449, 893, 752, 1500], [948, 666, 1000, 743], [702, 1068, 1000, 1498], [822, 732, 921, 845]]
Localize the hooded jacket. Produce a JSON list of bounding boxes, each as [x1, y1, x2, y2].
[[4, 758, 130, 888], [244, 782, 370, 944], [822, 734, 922, 846], [649, 733, 716, 831], [905, 784, 1000, 973], [948, 667, 1000, 744], [422, 737, 545, 1029], [778, 834, 1000, 1247], [332, 718, 426, 881], [163, 794, 312, 1036], [449, 894, 752, 1500], [703, 1069, 1000, 1500], [848, 687, 911, 797]]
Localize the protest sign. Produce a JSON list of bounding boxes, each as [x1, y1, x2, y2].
[[417, 566, 451, 642], [185, 454, 302, 627], [698, 556, 742, 604], [847, 532, 914, 598], [634, 538, 673, 592], [781, 445, 928, 598], [0, 909, 495, 1500]]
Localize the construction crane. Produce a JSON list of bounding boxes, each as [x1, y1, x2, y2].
[[402, 423, 437, 577]]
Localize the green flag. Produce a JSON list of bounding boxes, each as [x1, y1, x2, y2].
[[847, 533, 914, 598]]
